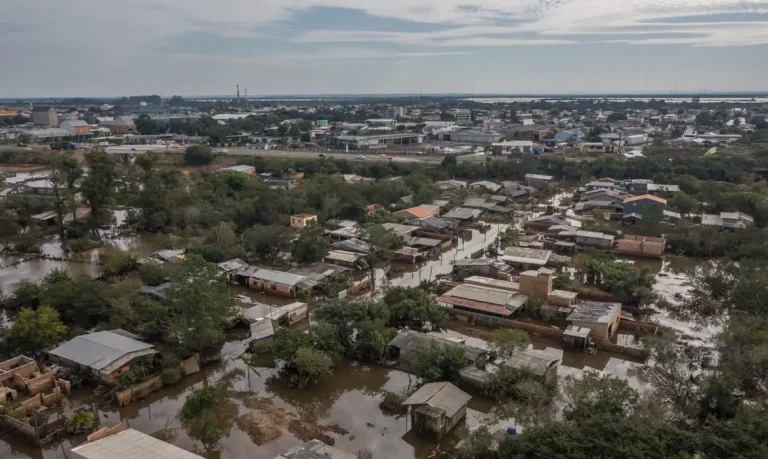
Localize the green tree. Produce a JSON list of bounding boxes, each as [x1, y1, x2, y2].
[[244, 224, 290, 263], [184, 145, 214, 165], [312, 298, 389, 355], [165, 255, 238, 352], [7, 306, 68, 356], [49, 154, 84, 249], [292, 347, 334, 387], [441, 155, 457, 168], [669, 191, 698, 216], [291, 222, 330, 263], [410, 341, 468, 382], [134, 151, 160, 171], [179, 385, 225, 456], [81, 149, 118, 228], [381, 287, 446, 331], [488, 329, 530, 358], [561, 371, 639, 421]]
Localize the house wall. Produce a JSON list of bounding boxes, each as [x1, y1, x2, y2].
[[247, 278, 296, 297], [290, 215, 317, 228], [615, 235, 665, 258], [445, 405, 467, 436], [624, 200, 664, 217], [520, 272, 553, 299], [412, 410, 445, 442], [571, 308, 621, 339]]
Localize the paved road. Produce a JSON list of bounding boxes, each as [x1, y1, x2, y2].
[[223, 148, 488, 164]]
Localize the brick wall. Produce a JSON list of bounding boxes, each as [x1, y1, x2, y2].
[[87, 423, 125, 442]]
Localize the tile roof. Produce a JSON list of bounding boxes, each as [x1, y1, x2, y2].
[[623, 194, 667, 205]]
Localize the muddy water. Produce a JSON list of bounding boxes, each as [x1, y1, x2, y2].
[[0, 358, 508, 459]]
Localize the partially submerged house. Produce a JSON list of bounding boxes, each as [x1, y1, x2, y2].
[[437, 284, 528, 319], [48, 331, 158, 385], [519, 268, 578, 308], [501, 351, 559, 386], [494, 181, 535, 199], [500, 247, 552, 270], [616, 235, 666, 258], [241, 302, 309, 349], [623, 194, 667, 217], [144, 249, 184, 264], [402, 382, 471, 441], [217, 258, 249, 278], [289, 213, 318, 229], [524, 174, 555, 191], [324, 250, 370, 270], [453, 258, 511, 279], [389, 330, 490, 370], [274, 439, 356, 459], [567, 302, 622, 339], [232, 267, 317, 298]]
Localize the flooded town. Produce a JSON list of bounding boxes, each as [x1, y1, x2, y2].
[[2, 76, 768, 457]]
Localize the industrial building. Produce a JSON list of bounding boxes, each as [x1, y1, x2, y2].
[[333, 132, 423, 150]]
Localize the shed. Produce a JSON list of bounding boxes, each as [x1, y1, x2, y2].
[[402, 382, 471, 441], [502, 351, 559, 386], [563, 325, 591, 351]]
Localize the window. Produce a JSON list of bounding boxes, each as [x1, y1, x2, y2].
[[271, 285, 277, 291]]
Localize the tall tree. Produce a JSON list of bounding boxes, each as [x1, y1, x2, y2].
[[49, 154, 83, 249], [6, 306, 68, 356], [80, 149, 117, 230]]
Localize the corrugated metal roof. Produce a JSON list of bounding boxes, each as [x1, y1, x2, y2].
[[443, 207, 482, 220], [325, 250, 362, 263], [250, 268, 310, 287], [502, 247, 552, 265], [49, 331, 155, 372], [441, 284, 513, 306], [568, 301, 621, 324], [72, 428, 203, 459], [389, 330, 487, 362], [503, 351, 559, 376], [402, 382, 471, 418]]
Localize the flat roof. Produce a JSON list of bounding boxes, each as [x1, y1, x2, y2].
[[568, 301, 621, 324], [72, 428, 203, 459], [501, 247, 552, 265], [325, 250, 362, 263]]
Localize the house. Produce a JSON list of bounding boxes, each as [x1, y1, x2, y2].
[[579, 189, 628, 204], [104, 116, 136, 134], [470, 181, 501, 193], [563, 325, 592, 351], [274, 439, 356, 459], [145, 249, 185, 264], [329, 225, 362, 241], [137, 283, 171, 301], [217, 165, 255, 175], [430, 199, 453, 214], [241, 302, 279, 348], [616, 235, 666, 258], [443, 207, 483, 222], [262, 178, 294, 190], [288, 262, 372, 294], [453, 258, 511, 279], [366, 203, 385, 215], [519, 268, 577, 307], [72, 426, 203, 459], [48, 331, 158, 385], [462, 198, 496, 211], [437, 284, 528, 318], [407, 237, 443, 256], [331, 238, 372, 254], [701, 211, 755, 229], [324, 219, 358, 231], [500, 247, 552, 269], [585, 181, 618, 192], [503, 351, 559, 387], [233, 267, 317, 297], [383, 222, 420, 238], [60, 120, 91, 135], [494, 181, 535, 199], [412, 216, 458, 234], [217, 258, 249, 278], [567, 302, 622, 339], [623, 195, 667, 217], [393, 206, 439, 221], [32, 106, 59, 127], [389, 330, 489, 369], [524, 174, 555, 191], [554, 128, 582, 142], [31, 207, 90, 227], [575, 230, 615, 249], [435, 179, 468, 190], [290, 213, 318, 229], [402, 382, 471, 441], [394, 246, 424, 264], [324, 250, 369, 270]]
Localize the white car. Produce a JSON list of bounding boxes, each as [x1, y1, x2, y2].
[[356, 155, 366, 160], [218, 148, 229, 154]]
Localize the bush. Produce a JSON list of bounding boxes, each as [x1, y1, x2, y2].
[[161, 367, 182, 386], [116, 369, 136, 387], [138, 262, 168, 286], [101, 250, 140, 278], [184, 145, 214, 165], [379, 391, 408, 415], [66, 411, 96, 434]]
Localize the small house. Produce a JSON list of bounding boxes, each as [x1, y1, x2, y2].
[[500, 247, 552, 270], [402, 382, 471, 441], [701, 211, 755, 229], [494, 181, 535, 199], [72, 426, 203, 459], [234, 267, 317, 298], [217, 259, 249, 278], [290, 213, 318, 229], [443, 207, 483, 222], [567, 302, 622, 339], [48, 331, 158, 385], [389, 330, 489, 370], [524, 174, 555, 191], [324, 250, 369, 270], [623, 195, 667, 217], [453, 258, 510, 279], [563, 325, 591, 351], [503, 351, 559, 387], [470, 181, 501, 193]]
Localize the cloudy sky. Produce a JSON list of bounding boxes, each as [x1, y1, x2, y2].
[[2, 0, 768, 97]]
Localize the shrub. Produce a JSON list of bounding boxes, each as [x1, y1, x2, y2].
[[379, 391, 408, 415], [66, 411, 96, 434], [184, 145, 214, 165], [161, 367, 182, 386], [116, 369, 136, 387], [138, 262, 168, 286]]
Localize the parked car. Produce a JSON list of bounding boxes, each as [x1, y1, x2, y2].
[[356, 155, 366, 160], [319, 153, 328, 158], [218, 148, 229, 154]]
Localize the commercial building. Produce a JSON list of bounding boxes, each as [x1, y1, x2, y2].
[[333, 133, 423, 150], [491, 141, 535, 155], [32, 106, 59, 127], [401, 382, 471, 441], [60, 120, 91, 135], [454, 109, 472, 123], [449, 130, 504, 144]]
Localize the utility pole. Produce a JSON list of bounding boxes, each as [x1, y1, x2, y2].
[[236, 84, 240, 107]]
